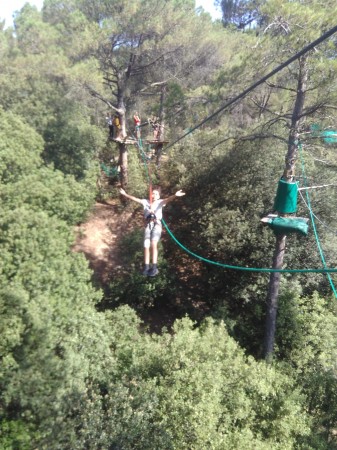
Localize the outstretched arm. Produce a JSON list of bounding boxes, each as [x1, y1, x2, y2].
[[160, 189, 186, 206], [119, 188, 144, 205]]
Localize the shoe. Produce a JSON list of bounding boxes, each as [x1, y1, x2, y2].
[[148, 267, 159, 277], [142, 267, 150, 276]]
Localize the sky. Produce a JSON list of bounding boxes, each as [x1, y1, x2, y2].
[[0, 0, 43, 28], [0, 0, 221, 29], [195, 0, 222, 20]]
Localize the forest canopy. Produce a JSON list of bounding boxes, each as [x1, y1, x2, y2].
[[1, 0, 337, 448]]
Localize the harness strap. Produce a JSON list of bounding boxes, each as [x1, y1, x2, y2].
[[149, 182, 153, 210]]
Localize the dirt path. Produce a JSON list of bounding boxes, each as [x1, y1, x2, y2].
[[73, 199, 138, 284]]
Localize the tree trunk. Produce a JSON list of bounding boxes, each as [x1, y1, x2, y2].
[[116, 91, 128, 185], [157, 84, 166, 141], [263, 56, 308, 360], [155, 84, 167, 168], [263, 234, 286, 361], [119, 109, 127, 139], [119, 143, 128, 187]]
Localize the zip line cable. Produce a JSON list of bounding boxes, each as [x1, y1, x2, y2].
[[299, 190, 337, 236], [131, 25, 337, 274], [166, 24, 337, 151], [161, 219, 337, 274], [298, 142, 337, 297], [298, 183, 337, 191], [135, 137, 337, 274]]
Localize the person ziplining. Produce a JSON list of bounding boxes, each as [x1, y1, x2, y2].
[[119, 186, 186, 276], [106, 113, 114, 138], [148, 115, 161, 140], [133, 112, 141, 139], [113, 114, 122, 140]]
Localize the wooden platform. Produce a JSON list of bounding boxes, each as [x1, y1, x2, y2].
[[110, 137, 137, 145], [146, 140, 169, 145]]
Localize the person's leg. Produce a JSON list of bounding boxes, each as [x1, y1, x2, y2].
[[151, 240, 158, 264], [144, 246, 150, 264], [148, 235, 160, 276], [143, 229, 151, 275]]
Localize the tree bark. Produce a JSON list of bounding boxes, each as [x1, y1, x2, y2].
[[157, 84, 166, 141], [155, 84, 167, 168], [116, 92, 128, 185], [263, 56, 308, 361], [263, 234, 286, 361], [119, 143, 128, 187]]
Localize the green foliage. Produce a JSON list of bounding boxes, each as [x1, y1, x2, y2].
[[0, 206, 114, 446], [0, 107, 108, 446], [0, 419, 34, 450], [43, 104, 106, 179], [0, 109, 96, 224], [0, 5, 106, 184], [0, 108, 44, 184], [1, 167, 96, 225], [2, 1, 337, 448], [277, 291, 337, 369], [276, 290, 337, 446], [0, 12, 70, 133], [28, 306, 309, 449], [77, 313, 311, 449]]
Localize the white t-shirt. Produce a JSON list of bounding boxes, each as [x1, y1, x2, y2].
[[141, 199, 164, 221]]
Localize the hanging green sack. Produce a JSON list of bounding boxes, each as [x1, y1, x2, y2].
[[273, 179, 298, 214]]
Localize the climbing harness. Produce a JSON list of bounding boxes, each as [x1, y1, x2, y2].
[[146, 213, 156, 222], [146, 213, 159, 232], [146, 215, 161, 242]]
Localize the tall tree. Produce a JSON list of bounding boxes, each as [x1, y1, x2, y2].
[[264, 54, 309, 359], [247, 0, 337, 359], [0, 3, 105, 180], [0, 108, 112, 447], [49, 0, 225, 185], [162, 0, 337, 359], [216, 0, 264, 29]]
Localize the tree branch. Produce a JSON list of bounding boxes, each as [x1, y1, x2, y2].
[[84, 83, 120, 112]]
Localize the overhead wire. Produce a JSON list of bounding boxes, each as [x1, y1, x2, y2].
[[166, 24, 337, 151], [132, 24, 337, 275], [135, 136, 337, 274], [299, 190, 337, 236]]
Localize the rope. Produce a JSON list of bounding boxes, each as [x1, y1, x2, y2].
[[299, 190, 337, 236], [134, 128, 337, 274], [131, 28, 337, 277], [161, 218, 337, 274], [133, 133, 154, 204], [298, 142, 337, 297], [166, 24, 337, 151]]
